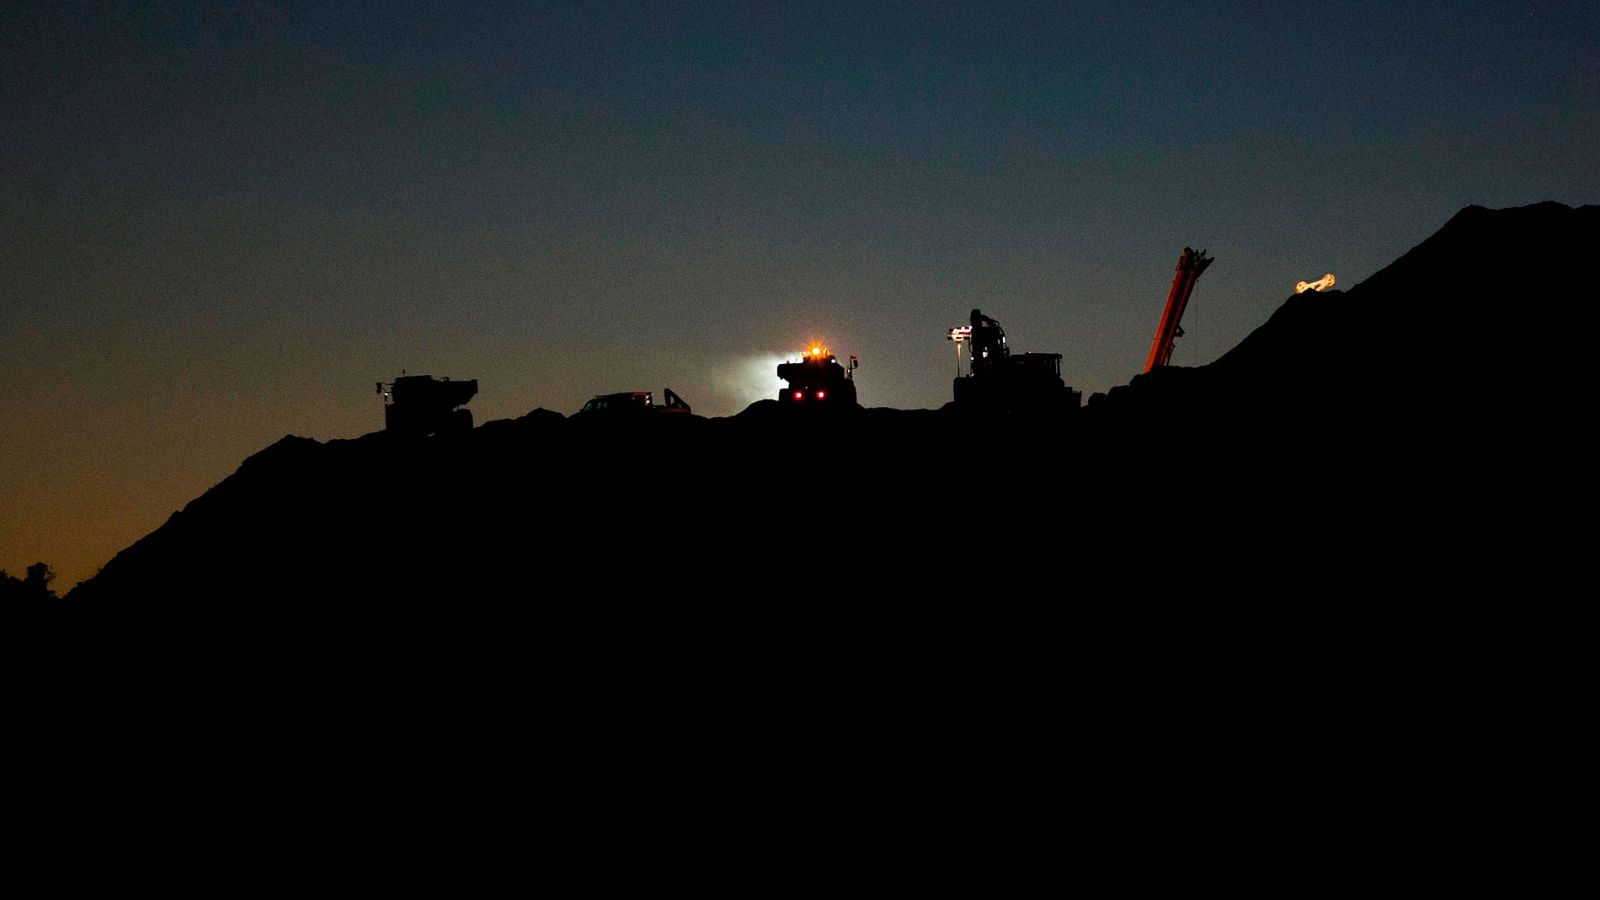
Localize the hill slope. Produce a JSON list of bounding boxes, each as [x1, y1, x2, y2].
[[67, 202, 1594, 622]]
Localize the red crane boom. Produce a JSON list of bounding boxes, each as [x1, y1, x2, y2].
[[1144, 248, 1214, 373]]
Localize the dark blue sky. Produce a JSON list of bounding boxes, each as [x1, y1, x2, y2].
[[4, 0, 1597, 584]]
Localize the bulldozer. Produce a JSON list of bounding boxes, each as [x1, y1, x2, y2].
[[377, 374, 477, 436]]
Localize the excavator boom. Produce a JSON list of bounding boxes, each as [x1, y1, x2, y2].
[[1144, 248, 1214, 372]]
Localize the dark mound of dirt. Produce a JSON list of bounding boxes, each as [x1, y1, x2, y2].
[[59, 203, 1594, 668]]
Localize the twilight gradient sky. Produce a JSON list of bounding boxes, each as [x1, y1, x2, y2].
[[4, 0, 1597, 587]]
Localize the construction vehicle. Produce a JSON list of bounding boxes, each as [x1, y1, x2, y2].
[[377, 374, 477, 436], [1296, 273, 1335, 294], [778, 345, 859, 408], [575, 389, 692, 417], [950, 309, 1080, 412], [1144, 248, 1214, 372]]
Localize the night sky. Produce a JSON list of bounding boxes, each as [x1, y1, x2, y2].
[[4, 1, 1597, 588]]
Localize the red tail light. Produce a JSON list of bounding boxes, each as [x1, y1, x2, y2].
[[816, 391, 826, 400], [792, 391, 803, 401]]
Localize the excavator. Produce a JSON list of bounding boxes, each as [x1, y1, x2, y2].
[[950, 309, 1080, 412], [1144, 248, 1214, 372]]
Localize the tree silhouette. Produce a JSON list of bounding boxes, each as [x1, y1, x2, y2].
[[1, 563, 59, 604]]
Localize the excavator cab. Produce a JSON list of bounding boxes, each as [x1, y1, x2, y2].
[[968, 310, 1009, 376]]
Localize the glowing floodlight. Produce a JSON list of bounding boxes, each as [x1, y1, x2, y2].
[[946, 325, 972, 377], [1296, 273, 1336, 294]]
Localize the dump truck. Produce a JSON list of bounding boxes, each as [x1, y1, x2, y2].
[[377, 374, 477, 436], [778, 345, 859, 408]]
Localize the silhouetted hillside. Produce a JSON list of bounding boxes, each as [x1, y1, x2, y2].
[[1088, 201, 1589, 437], [66, 203, 1593, 645]]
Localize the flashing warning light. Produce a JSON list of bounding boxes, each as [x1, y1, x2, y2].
[[793, 391, 803, 401], [816, 390, 826, 400]]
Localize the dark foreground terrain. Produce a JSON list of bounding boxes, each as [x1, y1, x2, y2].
[[16, 204, 1588, 875], [26, 199, 1590, 685], [61, 201, 1590, 619]]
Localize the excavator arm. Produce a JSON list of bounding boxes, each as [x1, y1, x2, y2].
[[1144, 248, 1214, 372]]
